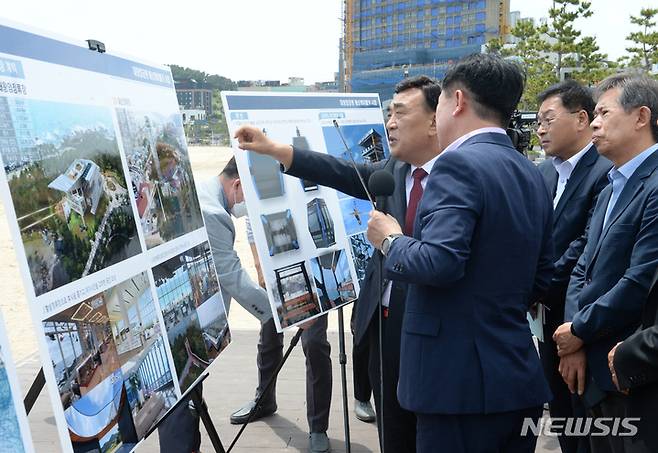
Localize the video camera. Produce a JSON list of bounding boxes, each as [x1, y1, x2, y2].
[[507, 111, 537, 156]]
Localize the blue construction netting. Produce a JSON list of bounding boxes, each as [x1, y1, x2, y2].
[[348, 0, 502, 100], [351, 44, 482, 101], [352, 45, 481, 72]]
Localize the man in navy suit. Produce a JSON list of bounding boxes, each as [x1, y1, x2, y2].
[[235, 76, 442, 453], [367, 53, 554, 453], [553, 74, 658, 453], [535, 80, 611, 453]]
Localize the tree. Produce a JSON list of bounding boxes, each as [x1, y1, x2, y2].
[[486, 19, 557, 110], [487, 0, 614, 106], [572, 36, 615, 86], [539, 0, 593, 79], [168, 64, 237, 91], [625, 8, 658, 70]]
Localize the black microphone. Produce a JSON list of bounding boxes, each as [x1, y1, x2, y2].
[[368, 170, 395, 213]]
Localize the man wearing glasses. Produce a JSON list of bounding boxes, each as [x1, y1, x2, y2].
[[535, 79, 611, 453]]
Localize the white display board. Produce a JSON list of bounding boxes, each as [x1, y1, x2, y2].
[[222, 92, 389, 331], [0, 311, 35, 453], [0, 19, 230, 452]]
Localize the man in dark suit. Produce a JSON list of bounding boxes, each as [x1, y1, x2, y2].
[[367, 53, 554, 453], [608, 285, 658, 453], [535, 80, 611, 453], [235, 75, 442, 453], [553, 74, 658, 453]]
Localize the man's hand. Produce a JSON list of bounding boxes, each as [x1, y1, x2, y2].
[[608, 342, 629, 394], [234, 125, 294, 168], [558, 349, 587, 395], [367, 210, 403, 250], [553, 322, 584, 356]]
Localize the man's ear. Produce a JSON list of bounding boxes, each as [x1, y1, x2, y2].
[[575, 110, 590, 132], [635, 106, 652, 132], [429, 113, 437, 136], [453, 89, 466, 116]]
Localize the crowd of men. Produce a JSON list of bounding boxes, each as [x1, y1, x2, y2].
[[161, 52, 658, 453]]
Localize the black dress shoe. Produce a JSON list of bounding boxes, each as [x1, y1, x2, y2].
[[229, 399, 277, 425]]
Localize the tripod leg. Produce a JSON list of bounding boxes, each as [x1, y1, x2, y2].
[[190, 385, 226, 453], [337, 307, 352, 453], [24, 367, 45, 415]]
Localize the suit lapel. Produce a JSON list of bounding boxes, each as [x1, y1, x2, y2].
[[392, 160, 409, 225], [588, 151, 658, 268], [585, 186, 610, 269], [554, 146, 597, 223]]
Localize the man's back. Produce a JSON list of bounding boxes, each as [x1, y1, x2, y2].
[[389, 132, 554, 414]]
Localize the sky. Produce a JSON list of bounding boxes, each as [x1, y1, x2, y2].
[[0, 1, 652, 84], [1, 0, 343, 84]]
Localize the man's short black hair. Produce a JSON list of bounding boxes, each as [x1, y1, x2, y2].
[[441, 53, 525, 126], [394, 75, 442, 112], [221, 156, 239, 179], [537, 79, 596, 122]]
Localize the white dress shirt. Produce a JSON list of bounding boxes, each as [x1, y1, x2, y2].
[[602, 143, 658, 230], [382, 153, 440, 307], [441, 127, 507, 155], [551, 144, 591, 208]]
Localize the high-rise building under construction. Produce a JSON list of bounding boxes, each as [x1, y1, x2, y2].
[[341, 0, 510, 101]]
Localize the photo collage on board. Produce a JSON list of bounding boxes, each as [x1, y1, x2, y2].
[[223, 93, 386, 331], [242, 125, 359, 329], [321, 123, 389, 290]]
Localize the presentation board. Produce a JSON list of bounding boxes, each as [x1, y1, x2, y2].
[[222, 92, 388, 331], [0, 19, 230, 452]]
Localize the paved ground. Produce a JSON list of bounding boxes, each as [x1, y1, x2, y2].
[[19, 327, 559, 452]]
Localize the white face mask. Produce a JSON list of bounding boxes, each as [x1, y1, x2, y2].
[[228, 179, 247, 218], [231, 201, 247, 218]]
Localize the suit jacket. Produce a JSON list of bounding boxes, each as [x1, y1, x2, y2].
[[614, 285, 658, 448], [285, 148, 409, 345], [567, 150, 658, 392], [197, 177, 272, 323], [537, 145, 612, 331], [385, 132, 554, 414]]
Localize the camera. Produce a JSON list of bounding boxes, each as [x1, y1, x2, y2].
[[507, 111, 537, 156]]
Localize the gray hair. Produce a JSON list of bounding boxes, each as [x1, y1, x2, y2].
[[595, 73, 658, 141]]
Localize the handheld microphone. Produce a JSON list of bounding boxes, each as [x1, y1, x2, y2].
[[367, 170, 395, 213], [332, 120, 376, 208]]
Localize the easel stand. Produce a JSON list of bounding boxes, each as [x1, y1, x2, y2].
[[226, 328, 303, 452], [228, 312, 354, 452], [337, 306, 352, 453]]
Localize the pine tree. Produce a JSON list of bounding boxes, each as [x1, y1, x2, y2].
[[625, 8, 658, 70]]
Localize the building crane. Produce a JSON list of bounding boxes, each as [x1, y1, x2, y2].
[[343, 0, 354, 92]]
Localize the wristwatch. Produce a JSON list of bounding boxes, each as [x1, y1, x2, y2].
[[381, 233, 403, 256]]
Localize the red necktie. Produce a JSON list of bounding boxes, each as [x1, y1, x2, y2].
[[404, 167, 428, 236]]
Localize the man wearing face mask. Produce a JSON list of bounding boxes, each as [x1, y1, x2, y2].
[[158, 157, 334, 453]]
